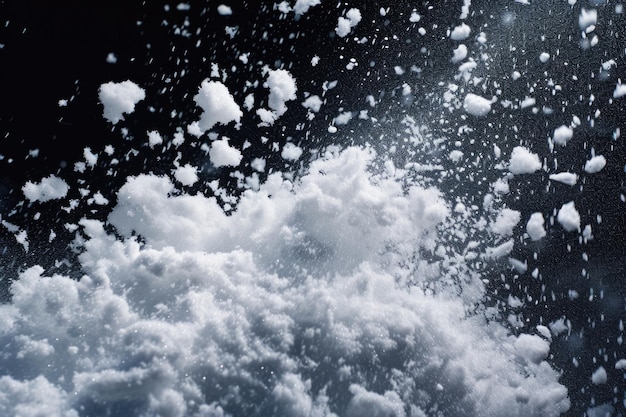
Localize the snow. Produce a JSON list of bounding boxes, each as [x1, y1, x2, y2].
[[539, 52, 550, 63], [22, 175, 70, 202], [293, 0, 320, 15], [302, 95, 323, 112], [463, 93, 492, 116], [209, 138, 242, 167], [584, 155, 606, 173], [591, 366, 607, 385], [451, 44, 468, 63], [450, 23, 471, 40], [174, 164, 199, 186], [491, 208, 521, 236], [281, 142, 303, 161], [336, 8, 362, 38], [98, 80, 145, 125], [579, 8, 597, 30], [613, 84, 626, 98], [514, 334, 550, 364], [508, 146, 541, 174], [192, 80, 242, 135], [260, 69, 297, 121], [552, 125, 573, 146], [557, 201, 581, 232], [217, 4, 232, 15], [549, 172, 578, 186], [526, 212, 547, 241], [147, 130, 163, 148]]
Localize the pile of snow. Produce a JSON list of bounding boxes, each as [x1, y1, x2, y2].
[[98, 80, 146, 125], [1, 147, 570, 417]]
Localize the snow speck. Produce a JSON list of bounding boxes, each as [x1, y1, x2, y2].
[[584, 155, 606, 173], [508, 146, 541, 174], [98, 80, 146, 125], [526, 212, 547, 241], [539, 52, 550, 63], [209, 138, 242, 167], [557, 201, 581, 232], [22, 175, 70, 202], [463, 93, 492, 116]]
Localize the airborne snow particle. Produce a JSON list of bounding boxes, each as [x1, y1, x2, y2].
[[584, 155, 606, 173], [463, 93, 492, 116], [508, 146, 541, 174], [557, 201, 581, 232], [450, 23, 471, 40], [552, 125, 573, 146], [22, 175, 70, 202], [209, 138, 242, 167], [281, 143, 303, 161], [98, 80, 146, 125], [192, 80, 243, 135], [217, 4, 232, 15], [526, 212, 547, 241], [549, 172, 578, 186], [174, 164, 199, 186], [591, 366, 607, 384]]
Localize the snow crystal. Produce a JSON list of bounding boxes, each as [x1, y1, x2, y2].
[[174, 164, 199, 186], [508, 146, 541, 174], [22, 175, 70, 202], [192, 80, 242, 135], [281, 142, 303, 161], [557, 201, 581, 232], [584, 155, 606, 173], [209, 138, 242, 167], [526, 212, 547, 241], [552, 125, 573, 146], [549, 172, 578, 186], [98, 80, 146, 125], [591, 366, 607, 384], [450, 23, 471, 40], [463, 93, 492, 116]]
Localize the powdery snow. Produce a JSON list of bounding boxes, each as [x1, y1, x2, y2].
[[509, 146, 542, 174], [174, 164, 199, 186], [98, 80, 145, 125], [192, 79, 242, 134], [336, 8, 362, 37], [22, 175, 70, 202], [557, 201, 581, 232], [281, 142, 303, 161], [450, 23, 471, 40]]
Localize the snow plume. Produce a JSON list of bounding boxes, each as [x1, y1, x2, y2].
[[0, 146, 569, 417]]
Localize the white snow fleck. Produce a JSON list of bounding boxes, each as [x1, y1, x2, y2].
[[281, 143, 303, 161], [552, 125, 573, 146], [192, 80, 242, 135], [613, 84, 626, 98], [209, 138, 242, 167], [147, 130, 163, 148], [217, 4, 232, 15], [491, 208, 521, 237], [579, 9, 597, 30], [98, 80, 146, 125], [174, 164, 199, 186], [557, 201, 581, 232], [549, 172, 578, 186], [591, 366, 607, 385], [508, 146, 541, 174], [22, 175, 70, 202], [463, 93, 492, 116], [526, 212, 546, 241], [539, 52, 550, 63], [584, 155, 606, 173], [450, 23, 471, 40], [451, 44, 468, 63]]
